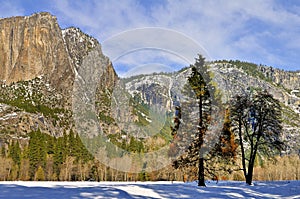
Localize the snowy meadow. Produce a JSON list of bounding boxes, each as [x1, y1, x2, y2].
[[0, 180, 299, 199]]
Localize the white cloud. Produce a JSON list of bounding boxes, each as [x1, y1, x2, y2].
[[148, 0, 300, 69], [49, 0, 300, 72], [112, 49, 189, 77], [102, 27, 209, 63], [2, 0, 299, 71], [52, 0, 150, 38]]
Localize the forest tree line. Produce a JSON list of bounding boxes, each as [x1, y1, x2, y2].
[[0, 124, 299, 181], [0, 129, 184, 181]]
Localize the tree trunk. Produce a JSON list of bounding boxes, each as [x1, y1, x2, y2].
[[198, 94, 206, 187], [198, 156, 205, 186], [246, 132, 261, 185], [238, 119, 247, 179], [246, 162, 254, 185]]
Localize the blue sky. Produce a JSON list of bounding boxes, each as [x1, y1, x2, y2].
[[1, 0, 299, 74]]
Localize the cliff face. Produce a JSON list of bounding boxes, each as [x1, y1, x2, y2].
[[0, 12, 118, 107], [0, 12, 74, 93], [0, 13, 118, 140], [259, 66, 300, 91]]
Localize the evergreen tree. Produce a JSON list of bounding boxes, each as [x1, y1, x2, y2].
[[74, 133, 93, 162], [46, 135, 55, 155], [35, 165, 45, 181], [69, 130, 77, 155], [189, 55, 211, 186], [53, 136, 66, 176], [1, 145, 6, 157], [9, 140, 21, 166], [28, 129, 47, 179], [172, 55, 212, 186]]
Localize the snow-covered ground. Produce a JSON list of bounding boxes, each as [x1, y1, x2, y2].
[[0, 181, 299, 199]]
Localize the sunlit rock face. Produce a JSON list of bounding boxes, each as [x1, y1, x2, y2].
[[0, 12, 118, 140], [0, 12, 74, 91], [0, 12, 117, 108]]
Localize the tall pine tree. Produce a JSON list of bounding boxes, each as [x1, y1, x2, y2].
[[28, 129, 47, 179], [172, 55, 212, 186]]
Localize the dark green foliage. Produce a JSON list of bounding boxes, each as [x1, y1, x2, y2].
[[188, 57, 211, 102], [69, 130, 94, 162], [0, 78, 65, 120], [27, 129, 93, 179], [130, 93, 150, 126], [0, 78, 66, 122], [99, 112, 115, 125], [46, 136, 55, 155], [0, 97, 64, 121], [138, 170, 149, 181], [158, 112, 173, 141], [8, 141, 21, 166], [128, 136, 144, 153], [53, 136, 66, 175], [173, 55, 212, 187], [107, 133, 144, 153], [1, 145, 6, 157], [28, 129, 47, 179]]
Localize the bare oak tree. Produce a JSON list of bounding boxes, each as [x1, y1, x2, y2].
[[230, 90, 284, 185]]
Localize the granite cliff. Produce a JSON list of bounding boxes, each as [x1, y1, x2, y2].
[[0, 13, 117, 140], [0, 12, 74, 98]]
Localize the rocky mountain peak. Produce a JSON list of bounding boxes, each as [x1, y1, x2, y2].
[[0, 12, 119, 143], [62, 27, 99, 70], [258, 66, 300, 91], [0, 12, 74, 87], [0, 12, 118, 108]]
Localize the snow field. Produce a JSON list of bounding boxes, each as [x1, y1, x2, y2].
[[0, 180, 299, 199]]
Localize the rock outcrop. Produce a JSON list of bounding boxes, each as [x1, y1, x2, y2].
[[0, 13, 118, 140], [259, 66, 300, 91], [0, 12, 117, 108], [0, 12, 74, 95]]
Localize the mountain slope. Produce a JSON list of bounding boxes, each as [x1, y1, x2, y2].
[[0, 13, 117, 141], [122, 61, 300, 154]]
